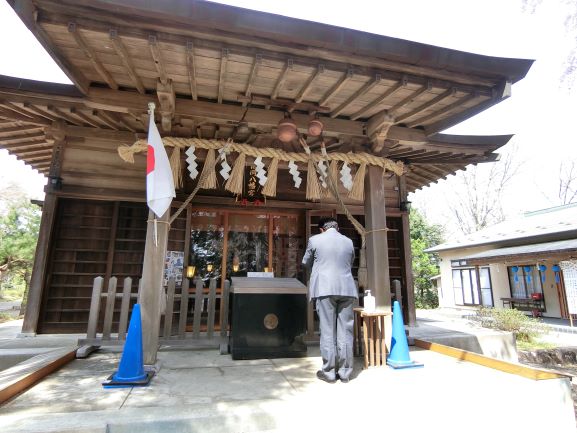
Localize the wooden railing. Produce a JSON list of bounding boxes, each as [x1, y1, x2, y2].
[[79, 275, 230, 350]]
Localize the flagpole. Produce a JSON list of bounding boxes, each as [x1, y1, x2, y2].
[[148, 102, 159, 247]]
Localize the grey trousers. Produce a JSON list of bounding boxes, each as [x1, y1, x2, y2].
[[315, 296, 355, 381]]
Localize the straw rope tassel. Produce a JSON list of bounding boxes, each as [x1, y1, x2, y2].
[[199, 148, 217, 189], [348, 163, 366, 201], [306, 158, 322, 201], [225, 152, 246, 195], [169, 146, 182, 189], [323, 159, 339, 198], [261, 157, 279, 197]]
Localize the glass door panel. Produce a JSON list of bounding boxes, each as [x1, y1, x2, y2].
[[189, 210, 225, 283], [226, 213, 269, 278], [272, 214, 305, 279]]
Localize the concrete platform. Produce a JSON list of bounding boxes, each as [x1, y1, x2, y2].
[[1, 345, 575, 433]]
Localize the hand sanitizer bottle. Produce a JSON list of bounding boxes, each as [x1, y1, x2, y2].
[[364, 290, 375, 312]]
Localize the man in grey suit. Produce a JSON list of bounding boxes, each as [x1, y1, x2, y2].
[[302, 217, 357, 383]]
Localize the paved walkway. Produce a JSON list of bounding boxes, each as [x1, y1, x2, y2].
[[0, 313, 576, 432]]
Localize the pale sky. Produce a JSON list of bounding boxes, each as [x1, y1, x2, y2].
[[0, 0, 576, 228]]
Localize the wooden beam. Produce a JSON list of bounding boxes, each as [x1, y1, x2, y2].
[[388, 83, 431, 116], [243, 53, 262, 106], [269, 59, 293, 106], [396, 87, 455, 123], [366, 110, 395, 153], [0, 101, 37, 121], [148, 35, 168, 84], [185, 41, 198, 100], [350, 78, 406, 120], [237, 94, 329, 113], [330, 74, 381, 118], [109, 29, 146, 94], [218, 48, 229, 104], [68, 22, 118, 90], [408, 153, 499, 164], [295, 64, 325, 103], [156, 80, 175, 132], [407, 93, 478, 128], [387, 149, 429, 159], [319, 68, 354, 106]]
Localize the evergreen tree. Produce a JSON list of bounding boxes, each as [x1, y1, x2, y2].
[[409, 209, 444, 308]]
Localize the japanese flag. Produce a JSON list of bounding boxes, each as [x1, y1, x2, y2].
[[146, 115, 175, 218]]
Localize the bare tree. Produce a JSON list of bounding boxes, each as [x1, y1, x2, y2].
[[446, 148, 522, 235], [558, 160, 577, 204]]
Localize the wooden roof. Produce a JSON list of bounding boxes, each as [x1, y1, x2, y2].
[[1, 0, 532, 192]]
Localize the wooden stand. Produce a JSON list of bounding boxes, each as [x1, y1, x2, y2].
[[354, 307, 392, 368]]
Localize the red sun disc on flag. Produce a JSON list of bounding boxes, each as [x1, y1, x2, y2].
[[146, 144, 155, 174]]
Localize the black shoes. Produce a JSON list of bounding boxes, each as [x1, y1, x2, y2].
[[316, 370, 336, 383]]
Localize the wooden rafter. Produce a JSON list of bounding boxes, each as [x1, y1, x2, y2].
[[218, 48, 229, 104], [243, 53, 262, 106], [350, 78, 406, 120], [388, 148, 429, 159], [330, 74, 381, 118], [21, 104, 58, 123], [319, 69, 354, 107], [186, 41, 198, 101], [388, 83, 431, 116], [0, 105, 49, 126], [46, 106, 84, 126], [409, 169, 438, 184], [68, 23, 118, 90], [0, 132, 45, 144], [94, 110, 120, 130], [0, 101, 36, 121], [69, 107, 102, 128], [407, 93, 478, 128], [1, 139, 48, 151], [109, 29, 145, 94], [396, 87, 456, 123], [0, 125, 44, 136], [409, 153, 499, 164], [269, 59, 294, 106], [295, 64, 325, 103], [148, 35, 168, 84], [16, 147, 52, 157], [417, 165, 450, 179]]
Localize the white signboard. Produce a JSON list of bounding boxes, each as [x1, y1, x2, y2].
[[247, 272, 274, 278], [560, 260, 577, 315]]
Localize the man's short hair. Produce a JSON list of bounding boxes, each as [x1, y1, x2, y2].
[[318, 217, 339, 231]]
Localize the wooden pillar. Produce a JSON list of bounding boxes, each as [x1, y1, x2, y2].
[[399, 174, 416, 326], [140, 209, 170, 365], [363, 166, 391, 307], [364, 166, 391, 349], [21, 121, 66, 334]]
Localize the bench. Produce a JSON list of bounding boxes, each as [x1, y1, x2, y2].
[[501, 297, 544, 317]]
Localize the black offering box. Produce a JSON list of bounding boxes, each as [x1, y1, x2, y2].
[[230, 277, 307, 360]]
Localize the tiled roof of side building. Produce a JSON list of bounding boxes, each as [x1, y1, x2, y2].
[[426, 202, 577, 253]]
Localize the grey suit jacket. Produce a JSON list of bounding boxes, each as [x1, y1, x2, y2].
[[302, 228, 357, 301]]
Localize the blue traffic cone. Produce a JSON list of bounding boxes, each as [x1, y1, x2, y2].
[[387, 301, 423, 369], [102, 304, 154, 387]]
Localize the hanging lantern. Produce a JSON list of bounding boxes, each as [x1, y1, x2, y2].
[[186, 265, 196, 279], [277, 114, 297, 143], [511, 266, 519, 283], [538, 264, 547, 283], [307, 118, 324, 137], [232, 254, 240, 273], [552, 264, 561, 283]]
